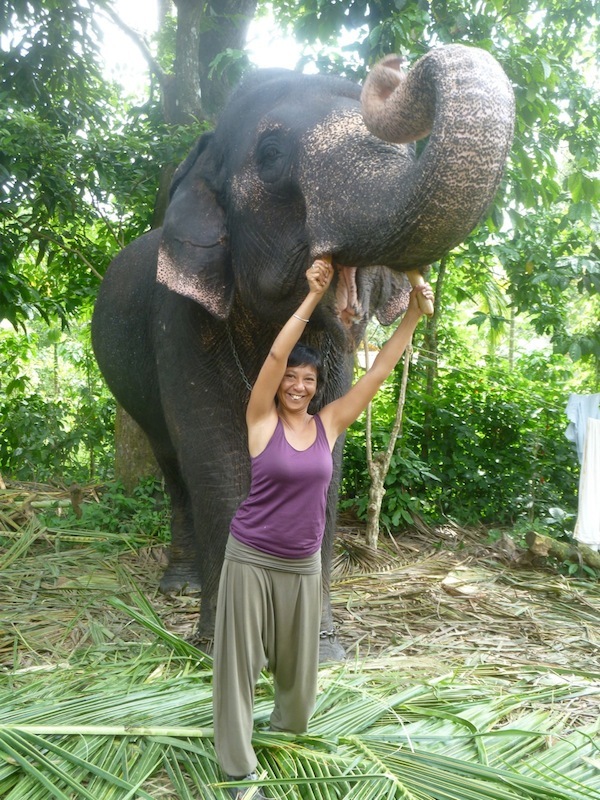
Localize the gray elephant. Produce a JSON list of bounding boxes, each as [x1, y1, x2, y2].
[[92, 44, 514, 660]]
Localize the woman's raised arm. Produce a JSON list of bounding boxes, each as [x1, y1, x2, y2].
[[246, 259, 333, 430]]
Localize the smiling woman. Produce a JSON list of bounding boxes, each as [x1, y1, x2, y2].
[[277, 361, 320, 437]]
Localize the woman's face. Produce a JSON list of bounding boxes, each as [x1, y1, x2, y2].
[[277, 363, 318, 412]]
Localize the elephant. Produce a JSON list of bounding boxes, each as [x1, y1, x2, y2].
[[92, 44, 514, 661]]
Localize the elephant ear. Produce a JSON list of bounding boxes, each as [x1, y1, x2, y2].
[[374, 269, 411, 325], [157, 134, 233, 319]]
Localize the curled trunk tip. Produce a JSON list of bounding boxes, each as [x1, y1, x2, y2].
[[359, 44, 515, 268]]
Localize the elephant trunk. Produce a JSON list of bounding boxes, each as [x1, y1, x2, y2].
[[304, 45, 514, 273], [359, 44, 515, 269]]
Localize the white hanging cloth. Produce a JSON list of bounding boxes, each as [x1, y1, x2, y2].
[[574, 417, 600, 551], [565, 393, 600, 463]]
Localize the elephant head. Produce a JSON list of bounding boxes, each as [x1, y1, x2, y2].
[[156, 44, 514, 340]]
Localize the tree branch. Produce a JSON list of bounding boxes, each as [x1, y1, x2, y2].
[[364, 332, 413, 548], [382, 338, 412, 478], [33, 231, 104, 281], [101, 6, 169, 89], [363, 337, 373, 468]]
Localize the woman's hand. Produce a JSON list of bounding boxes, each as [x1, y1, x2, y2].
[[408, 282, 434, 316], [306, 258, 334, 295]]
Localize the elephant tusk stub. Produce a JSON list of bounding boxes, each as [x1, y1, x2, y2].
[[336, 265, 364, 325]]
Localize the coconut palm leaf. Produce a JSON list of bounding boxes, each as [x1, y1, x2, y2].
[[2, 640, 599, 799]]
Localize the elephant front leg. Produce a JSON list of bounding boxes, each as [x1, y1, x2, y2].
[[319, 460, 346, 662], [319, 566, 346, 662], [160, 503, 202, 593], [187, 475, 247, 652], [190, 540, 227, 652], [319, 599, 345, 662]]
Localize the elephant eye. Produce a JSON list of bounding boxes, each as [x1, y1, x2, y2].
[[256, 131, 291, 184], [261, 143, 280, 160]]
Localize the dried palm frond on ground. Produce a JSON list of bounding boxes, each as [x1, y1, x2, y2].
[[0, 484, 599, 799], [329, 525, 599, 687]]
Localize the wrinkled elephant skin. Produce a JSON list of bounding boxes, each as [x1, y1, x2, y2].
[[92, 45, 514, 661]]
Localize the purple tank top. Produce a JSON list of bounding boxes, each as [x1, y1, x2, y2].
[[230, 414, 333, 558]]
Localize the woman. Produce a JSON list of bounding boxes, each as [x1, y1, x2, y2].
[[213, 259, 433, 799]]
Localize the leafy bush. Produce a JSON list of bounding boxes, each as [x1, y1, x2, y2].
[[341, 353, 580, 528], [0, 315, 115, 482], [36, 478, 171, 545], [0, 389, 115, 483]]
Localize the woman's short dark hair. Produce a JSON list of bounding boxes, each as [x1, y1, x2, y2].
[[287, 343, 322, 384]]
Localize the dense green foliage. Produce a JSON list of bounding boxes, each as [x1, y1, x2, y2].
[[0, 0, 199, 327], [30, 477, 171, 542], [0, 315, 115, 481], [342, 350, 579, 528]]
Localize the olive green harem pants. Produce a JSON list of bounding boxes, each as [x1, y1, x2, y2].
[[213, 536, 322, 778]]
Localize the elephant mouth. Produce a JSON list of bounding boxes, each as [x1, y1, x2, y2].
[[335, 265, 364, 326]]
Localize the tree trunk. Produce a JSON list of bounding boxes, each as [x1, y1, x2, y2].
[[508, 304, 515, 370], [365, 457, 386, 549], [114, 406, 161, 493], [365, 337, 413, 548], [421, 257, 446, 461], [526, 530, 600, 571], [151, 162, 177, 230], [198, 0, 259, 119], [173, 0, 204, 124]]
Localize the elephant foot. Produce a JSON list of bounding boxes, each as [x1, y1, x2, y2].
[[319, 629, 346, 662], [159, 564, 202, 594], [188, 632, 214, 655]]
